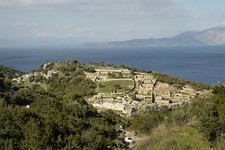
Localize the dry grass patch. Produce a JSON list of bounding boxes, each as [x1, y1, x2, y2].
[[133, 124, 211, 150]]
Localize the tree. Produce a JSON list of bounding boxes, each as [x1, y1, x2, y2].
[[0, 108, 23, 149], [130, 111, 164, 134], [212, 83, 225, 95], [19, 114, 46, 149], [200, 103, 221, 142]]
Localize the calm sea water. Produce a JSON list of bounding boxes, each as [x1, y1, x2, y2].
[[0, 46, 225, 85]]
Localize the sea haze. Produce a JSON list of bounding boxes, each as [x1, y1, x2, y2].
[[0, 46, 224, 85]]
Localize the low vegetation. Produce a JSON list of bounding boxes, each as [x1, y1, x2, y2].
[[134, 125, 211, 150]]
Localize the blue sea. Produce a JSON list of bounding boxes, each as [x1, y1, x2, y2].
[[0, 46, 225, 85]]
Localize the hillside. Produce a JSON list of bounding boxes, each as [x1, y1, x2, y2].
[[2, 60, 225, 150], [0, 65, 24, 99], [0, 65, 24, 79], [0, 62, 128, 149], [14, 60, 210, 116], [84, 26, 225, 47]]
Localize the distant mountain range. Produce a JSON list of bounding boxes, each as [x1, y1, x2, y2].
[[84, 26, 225, 47]]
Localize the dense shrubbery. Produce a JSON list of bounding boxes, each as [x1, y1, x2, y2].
[[212, 82, 225, 95], [129, 111, 164, 134], [0, 97, 125, 149], [28, 60, 97, 98], [0, 77, 11, 88], [47, 72, 96, 98], [0, 61, 126, 149]]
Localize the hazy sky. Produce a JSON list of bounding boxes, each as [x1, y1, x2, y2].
[[0, 0, 225, 46]]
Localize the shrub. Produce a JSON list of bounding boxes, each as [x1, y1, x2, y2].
[[212, 83, 225, 95], [130, 111, 164, 134]]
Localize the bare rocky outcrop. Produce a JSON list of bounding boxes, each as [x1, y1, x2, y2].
[[13, 70, 57, 83]]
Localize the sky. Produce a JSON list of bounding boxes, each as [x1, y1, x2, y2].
[[0, 0, 225, 47]]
